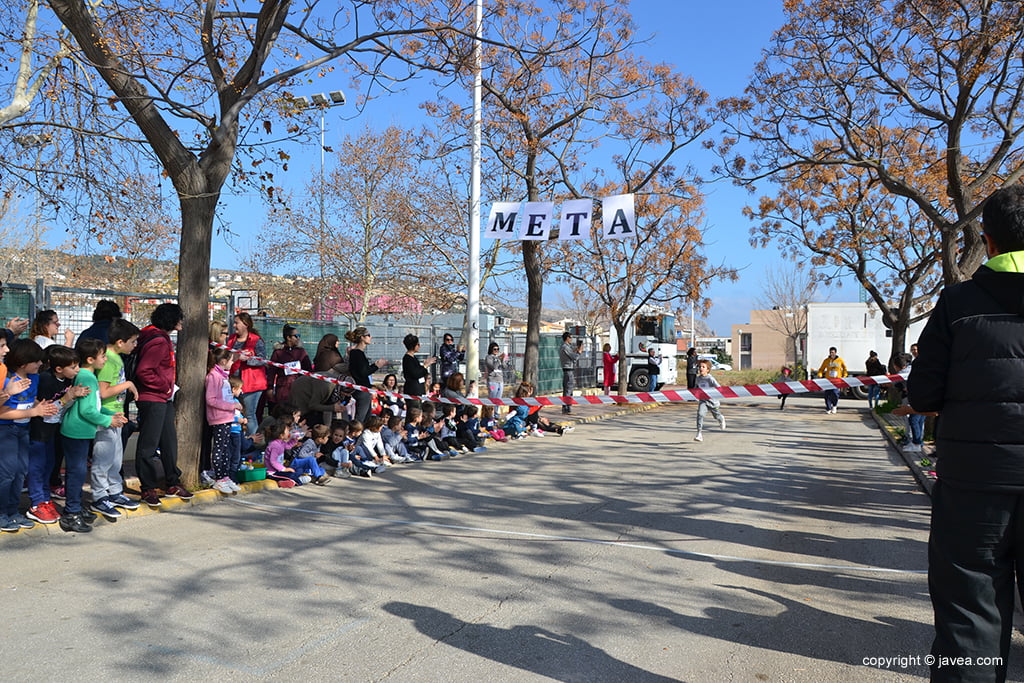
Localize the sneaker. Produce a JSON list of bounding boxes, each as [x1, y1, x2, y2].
[[90, 499, 123, 520], [359, 468, 373, 478], [298, 475, 312, 485], [81, 509, 98, 523], [374, 464, 388, 474], [109, 494, 140, 511], [274, 477, 296, 488], [0, 515, 19, 532], [333, 467, 352, 478], [27, 503, 60, 524], [447, 448, 459, 457], [532, 429, 546, 437], [694, 432, 703, 442], [141, 489, 163, 508], [50, 486, 66, 500], [718, 416, 727, 430], [473, 446, 488, 453], [59, 513, 92, 533], [429, 453, 445, 461], [562, 425, 575, 434], [213, 478, 236, 494], [314, 475, 331, 486], [10, 513, 35, 529], [228, 479, 242, 492], [200, 470, 216, 486], [166, 485, 194, 500]]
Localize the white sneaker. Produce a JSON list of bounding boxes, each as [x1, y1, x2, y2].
[[299, 475, 312, 485], [533, 429, 546, 437], [213, 478, 235, 494], [228, 479, 242, 492], [694, 432, 703, 442], [718, 416, 727, 430], [562, 425, 575, 433]]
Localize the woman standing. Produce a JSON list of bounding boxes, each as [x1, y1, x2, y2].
[[269, 324, 312, 408], [602, 343, 620, 395], [313, 334, 343, 372], [226, 313, 267, 436], [685, 347, 699, 390], [401, 334, 435, 412], [437, 333, 465, 383], [865, 350, 886, 409], [484, 342, 508, 399], [31, 310, 74, 349], [378, 373, 405, 417], [344, 327, 387, 425]]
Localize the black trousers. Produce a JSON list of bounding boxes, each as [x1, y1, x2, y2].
[[929, 479, 1023, 682], [135, 400, 181, 490]]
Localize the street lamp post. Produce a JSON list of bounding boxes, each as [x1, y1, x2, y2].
[[293, 90, 346, 235], [294, 91, 345, 317]]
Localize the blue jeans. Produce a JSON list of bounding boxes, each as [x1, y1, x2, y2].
[[909, 413, 925, 445], [61, 436, 91, 515], [0, 422, 29, 517], [290, 456, 325, 478], [867, 384, 881, 407], [28, 439, 56, 506], [239, 391, 261, 437], [824, 389, 839, 411]]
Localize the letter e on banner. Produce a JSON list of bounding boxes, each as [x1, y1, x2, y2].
[[521, 202, 554, 241], [485, 202, 522, 239], [602, 193, 636, 240], [559, 199, 591, 240]]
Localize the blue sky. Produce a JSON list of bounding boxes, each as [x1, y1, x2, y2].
[[212, 1, 853, 335]]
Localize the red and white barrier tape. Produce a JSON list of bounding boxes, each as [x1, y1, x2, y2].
[[212, 342, 903, 408]]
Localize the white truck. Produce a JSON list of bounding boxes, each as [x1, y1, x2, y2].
[[603, 306, 679, 391], [805, 302, 929, 398]]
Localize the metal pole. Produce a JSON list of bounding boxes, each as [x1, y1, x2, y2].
[[465, 0, 483, 382], [319, 110, 326, 235]]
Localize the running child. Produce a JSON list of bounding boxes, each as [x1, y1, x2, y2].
[[693, 358, 726, 442]]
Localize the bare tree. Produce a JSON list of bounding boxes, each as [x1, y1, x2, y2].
[[753, 263, 816, 369]]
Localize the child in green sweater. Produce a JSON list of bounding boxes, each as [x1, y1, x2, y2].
[[60, 339, 127, 530]]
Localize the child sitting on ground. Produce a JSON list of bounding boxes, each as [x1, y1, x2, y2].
[[263, 421, 300, 488], [479, 404, 507, 442], [502, 382, 533, 439], [356, 415, 390, 471], [404, 407, 446, 461], [693, 358, 726, 442], [290, 423, 332, 485], [381, 414, 415, 463], [436, 404, 464, 455], [320, 420, 349, 474], [347, 420, 385, 477], [456, 405, 487, 452]]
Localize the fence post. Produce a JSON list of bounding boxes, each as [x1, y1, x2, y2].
[[35, 278, 47, 312]]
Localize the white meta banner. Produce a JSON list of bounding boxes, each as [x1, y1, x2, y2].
[[601, 193, 636, 240], [559, 199, 592, 240], [519, 202, 555, 241], [483, 194, 634, 242], [485, 202, 522, 239]]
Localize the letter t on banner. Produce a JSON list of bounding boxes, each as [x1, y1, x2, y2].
[[558, 199, 591, 240], [602, 193, 636, 240], [520, 202, 555, 240], [485, 202, 522, 239]]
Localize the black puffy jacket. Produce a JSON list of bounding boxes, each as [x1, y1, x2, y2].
[[909, 261, 1024, 491]]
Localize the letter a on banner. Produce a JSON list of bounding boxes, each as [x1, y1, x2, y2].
[[602, 194, 636, 240], [558, 199, 591, 240], [520, 202, 555, 241], [485, 202, 522, 239]]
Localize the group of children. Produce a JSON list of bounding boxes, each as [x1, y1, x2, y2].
[[0, 319, 141, 534]]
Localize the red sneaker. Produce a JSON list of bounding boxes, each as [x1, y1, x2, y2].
[[141, 490, 163, 508], [166, 485, 194, 500], [26, 503, 60, 524]]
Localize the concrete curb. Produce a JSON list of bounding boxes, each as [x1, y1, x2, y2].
[[2, 478, 283, 539], [870, 410, 935, 496]]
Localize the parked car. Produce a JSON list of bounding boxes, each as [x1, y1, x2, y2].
[[698, 355, 732, 372]]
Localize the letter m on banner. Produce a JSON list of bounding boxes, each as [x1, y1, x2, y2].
[[485, 202, 522, 239]]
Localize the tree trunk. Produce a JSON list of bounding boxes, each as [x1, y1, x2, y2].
[[522, 240, 542, 386], [615, 322, 628, 394], [174, 180, 217, 487]]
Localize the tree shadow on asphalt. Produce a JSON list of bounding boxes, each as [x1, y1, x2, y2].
[[382, 601, 677, 682]]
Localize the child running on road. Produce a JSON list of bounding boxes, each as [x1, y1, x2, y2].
[[693, 358, 726, 442]]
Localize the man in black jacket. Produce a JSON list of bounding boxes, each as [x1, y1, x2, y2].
[[909, 184, 1024, 682]]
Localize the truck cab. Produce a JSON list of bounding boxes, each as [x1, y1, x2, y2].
[[612, 309, 679, 391]]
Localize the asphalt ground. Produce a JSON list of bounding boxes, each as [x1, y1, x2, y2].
[[4, 395, 1022, 681]]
